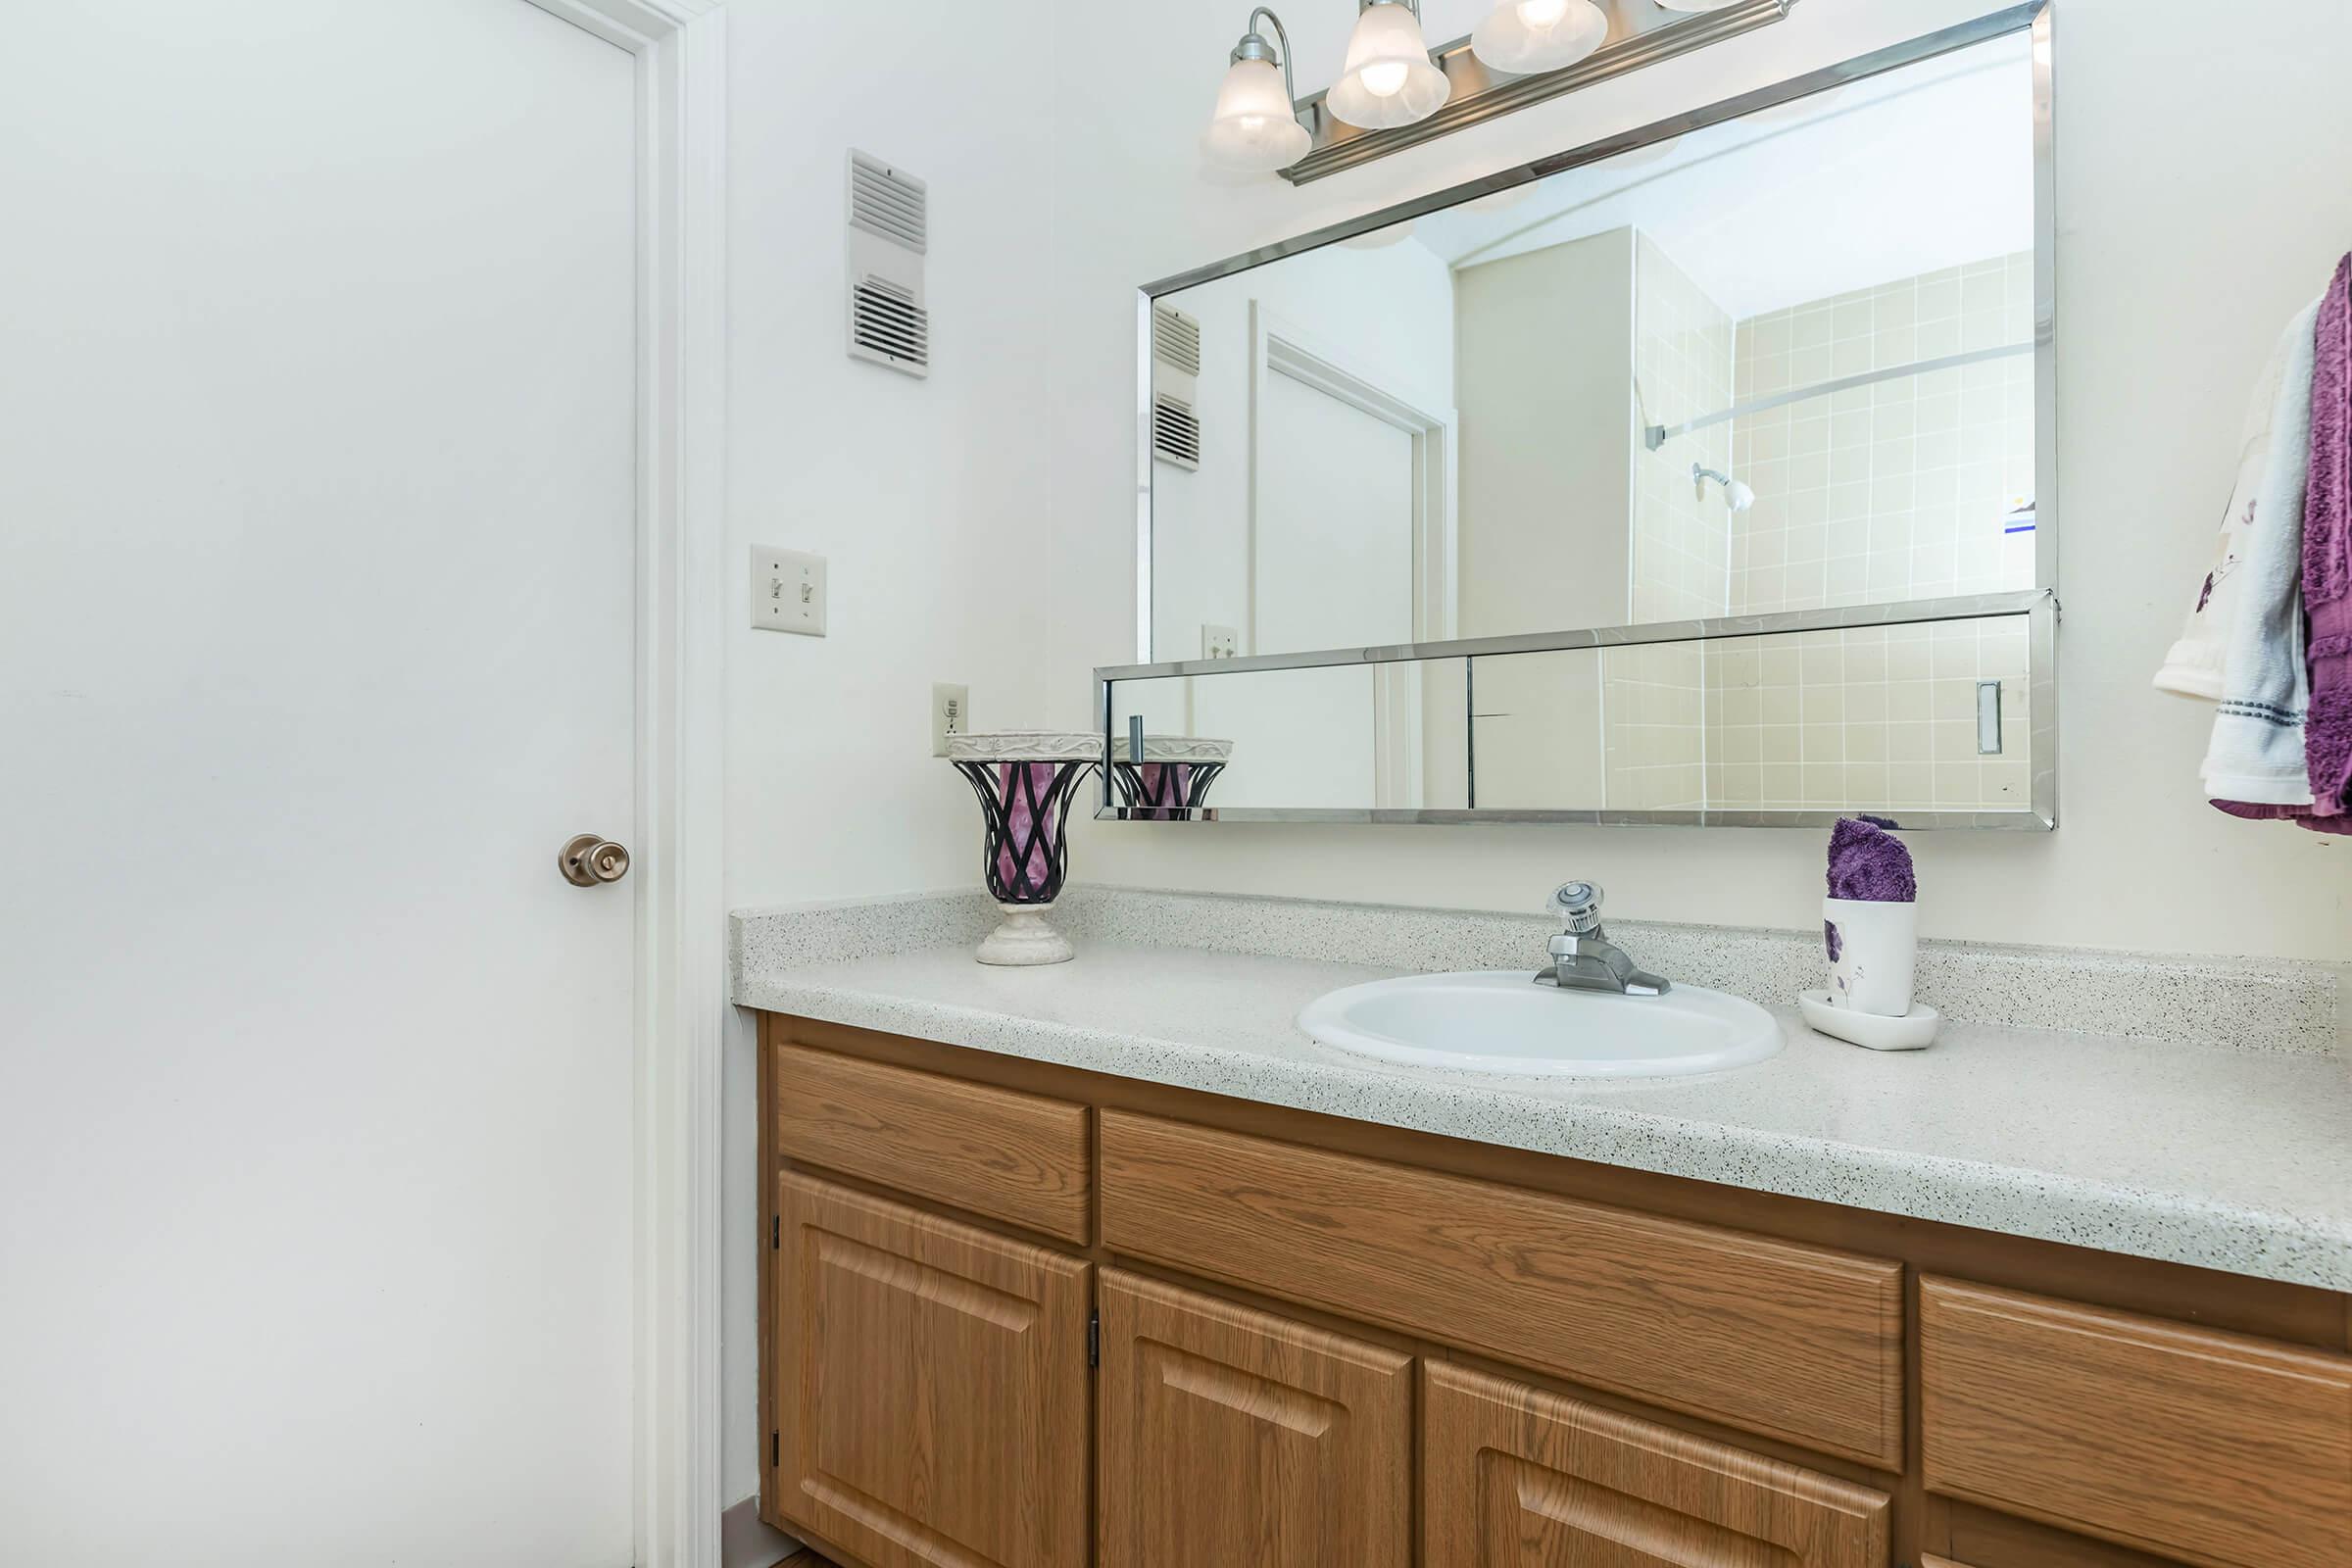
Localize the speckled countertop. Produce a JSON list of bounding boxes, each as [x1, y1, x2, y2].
[[735, 931, 2352, 1292]]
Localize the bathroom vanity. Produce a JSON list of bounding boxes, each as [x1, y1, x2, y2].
[[741, 896, 2352, 1568]]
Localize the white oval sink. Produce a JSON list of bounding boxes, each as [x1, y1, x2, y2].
[[1298, 970, 1783, 1079]]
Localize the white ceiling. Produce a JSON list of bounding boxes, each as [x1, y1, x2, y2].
[[1410, 32, 2035, 319]]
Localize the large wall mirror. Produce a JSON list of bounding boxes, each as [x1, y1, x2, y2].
[[1106, 3, 2056, 829]]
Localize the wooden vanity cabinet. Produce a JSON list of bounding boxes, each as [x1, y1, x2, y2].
[[1422, 1361, 1890, 1568], [1921, 1276, 2352, 1568], [1096, 1270, 1412, 1567], [773, 1173, 1091, 1568], [758, 1016, 2352, 1568]]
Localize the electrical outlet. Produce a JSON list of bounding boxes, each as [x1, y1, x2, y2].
[[931, 683, 970, 757], [750, 546, 826, 636], [1201, 624, 1239, 660]]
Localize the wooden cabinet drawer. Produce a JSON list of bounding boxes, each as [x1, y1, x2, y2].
[[775, 1044, 1091, 1243], [1098, 1270, 1411, 1568], [1424, 1361, 1890, 1567], [774, 1173, 1091, 1568], [1922, 1276, 2352, 1568], [1100, 1110, 1905, 1465]]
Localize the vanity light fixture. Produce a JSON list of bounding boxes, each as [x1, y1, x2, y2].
[[1328, 0, 1451, 129], [1204, 0, 1795, 183], [1202, 8, 1313, 172], [1470, 0, 1608, 75]]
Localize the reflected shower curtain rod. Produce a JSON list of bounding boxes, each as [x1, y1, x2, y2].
[[1644, 340, 2035, 452]]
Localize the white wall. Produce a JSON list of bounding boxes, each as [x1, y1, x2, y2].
[[716, 0, 1066, 1512], [1048, 0, 2352, 961], [1452, 228, 1633, 808]]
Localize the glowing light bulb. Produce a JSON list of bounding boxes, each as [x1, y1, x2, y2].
[[1329, 3, 1450, 129], [1471, 0, 1606, 75]]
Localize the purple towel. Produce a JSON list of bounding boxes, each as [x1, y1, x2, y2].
[[2302, 254, 2352, 825], [1826, 817, 1916, 903]]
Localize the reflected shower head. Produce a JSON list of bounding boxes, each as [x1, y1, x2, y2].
[[1692, 464, 1756, 514]]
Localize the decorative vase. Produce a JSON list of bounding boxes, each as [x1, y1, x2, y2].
[[1822, 896, 1919, 1018], [946, 731, 1102, 965], [1104, 734, 1233, 819]]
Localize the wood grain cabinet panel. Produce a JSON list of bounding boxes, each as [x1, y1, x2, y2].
[[775, 1044, 1092, 1243], [1423, 1361, 1891, 1568], [1097, 1269, 1412, 1568], [1921, 1275, 2352, 1568], [775, 1173, 1091, 1568], [1099, 1110, 1905, 1464]]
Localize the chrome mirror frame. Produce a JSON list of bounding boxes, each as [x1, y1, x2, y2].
[[1112, 0, 2058, 831]]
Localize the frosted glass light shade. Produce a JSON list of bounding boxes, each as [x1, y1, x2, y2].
[[1651, 0, 1744, 10], [1201, 57, 1310, 172], [1471, 0, 1606, 74], [1327, 3, 1450, 130]]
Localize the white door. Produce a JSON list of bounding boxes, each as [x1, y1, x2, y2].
[[0, 2, 639, 1563], [1205, 363, 1420, 808]]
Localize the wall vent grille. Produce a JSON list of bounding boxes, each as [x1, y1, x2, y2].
[[1152, 393, 1201, 470], [1150, 304, 1202, 466], [847, 150, 929, 378], [848, 152, 927, 253], [1151, 305, 1201, 377], [851, 279, 930, 374]]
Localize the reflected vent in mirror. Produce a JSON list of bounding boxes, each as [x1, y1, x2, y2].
[[1151, 305, 1202, 467], [1152, 305, 1200, 376], [847, 151, 928, 377], [1152, 394, 1201, 470]]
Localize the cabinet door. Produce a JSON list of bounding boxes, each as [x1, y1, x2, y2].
[[1098, 1270, 1412, 1568], [775, 1173, 1090, 1568], [1424, 1362, 1889, 1568]]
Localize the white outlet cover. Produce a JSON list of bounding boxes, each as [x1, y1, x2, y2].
[[1201, 624, 1238, 659], [751, 546, 826, 636], [931, 682, 969, 758]]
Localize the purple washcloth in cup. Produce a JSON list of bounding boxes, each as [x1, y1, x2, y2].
[[1826, 817, 1917, 903]]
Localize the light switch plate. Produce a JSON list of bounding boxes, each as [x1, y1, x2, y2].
[[1201, 624, 1239, 660], [751, 546, 826, 636], [931, 683, 969, 757]]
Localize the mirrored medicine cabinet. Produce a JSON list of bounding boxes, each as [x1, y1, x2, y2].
[[1100, 2, 2057, 829]]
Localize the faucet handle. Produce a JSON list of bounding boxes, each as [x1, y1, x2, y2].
[[1547, 881, 1604, 935]]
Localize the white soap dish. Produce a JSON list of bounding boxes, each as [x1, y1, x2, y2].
[[1798, 990, 1939, 1052]]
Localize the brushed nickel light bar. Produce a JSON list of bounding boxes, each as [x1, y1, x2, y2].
[[1288, 0, 1796, 183], [1202, 0, 1799, 185]]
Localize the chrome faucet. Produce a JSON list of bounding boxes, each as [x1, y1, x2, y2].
[[1536, 881, 1670, 997]]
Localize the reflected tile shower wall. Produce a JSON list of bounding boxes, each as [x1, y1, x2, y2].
[[1614, 232, 1734, 811], [1706, 252, 2037, 813]]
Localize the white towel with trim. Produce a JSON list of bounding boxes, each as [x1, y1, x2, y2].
[[2201, 299, 2321, 805], [2156, 314, 2306, 698]]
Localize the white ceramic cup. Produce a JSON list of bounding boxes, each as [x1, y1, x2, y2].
[[1823, 896, 1918, 1017]]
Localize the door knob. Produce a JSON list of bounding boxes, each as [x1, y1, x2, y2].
[[560, 833, 631, 887]]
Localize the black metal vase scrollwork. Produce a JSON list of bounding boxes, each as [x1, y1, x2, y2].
[[1104, 734, 1235, 821], [944, 732, 1102, 965], [943, 730, 1236, 963]]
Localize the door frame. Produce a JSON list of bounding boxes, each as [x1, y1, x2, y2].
[[1247, 304, 1457, 808], [520, 2, 728, 1564]]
